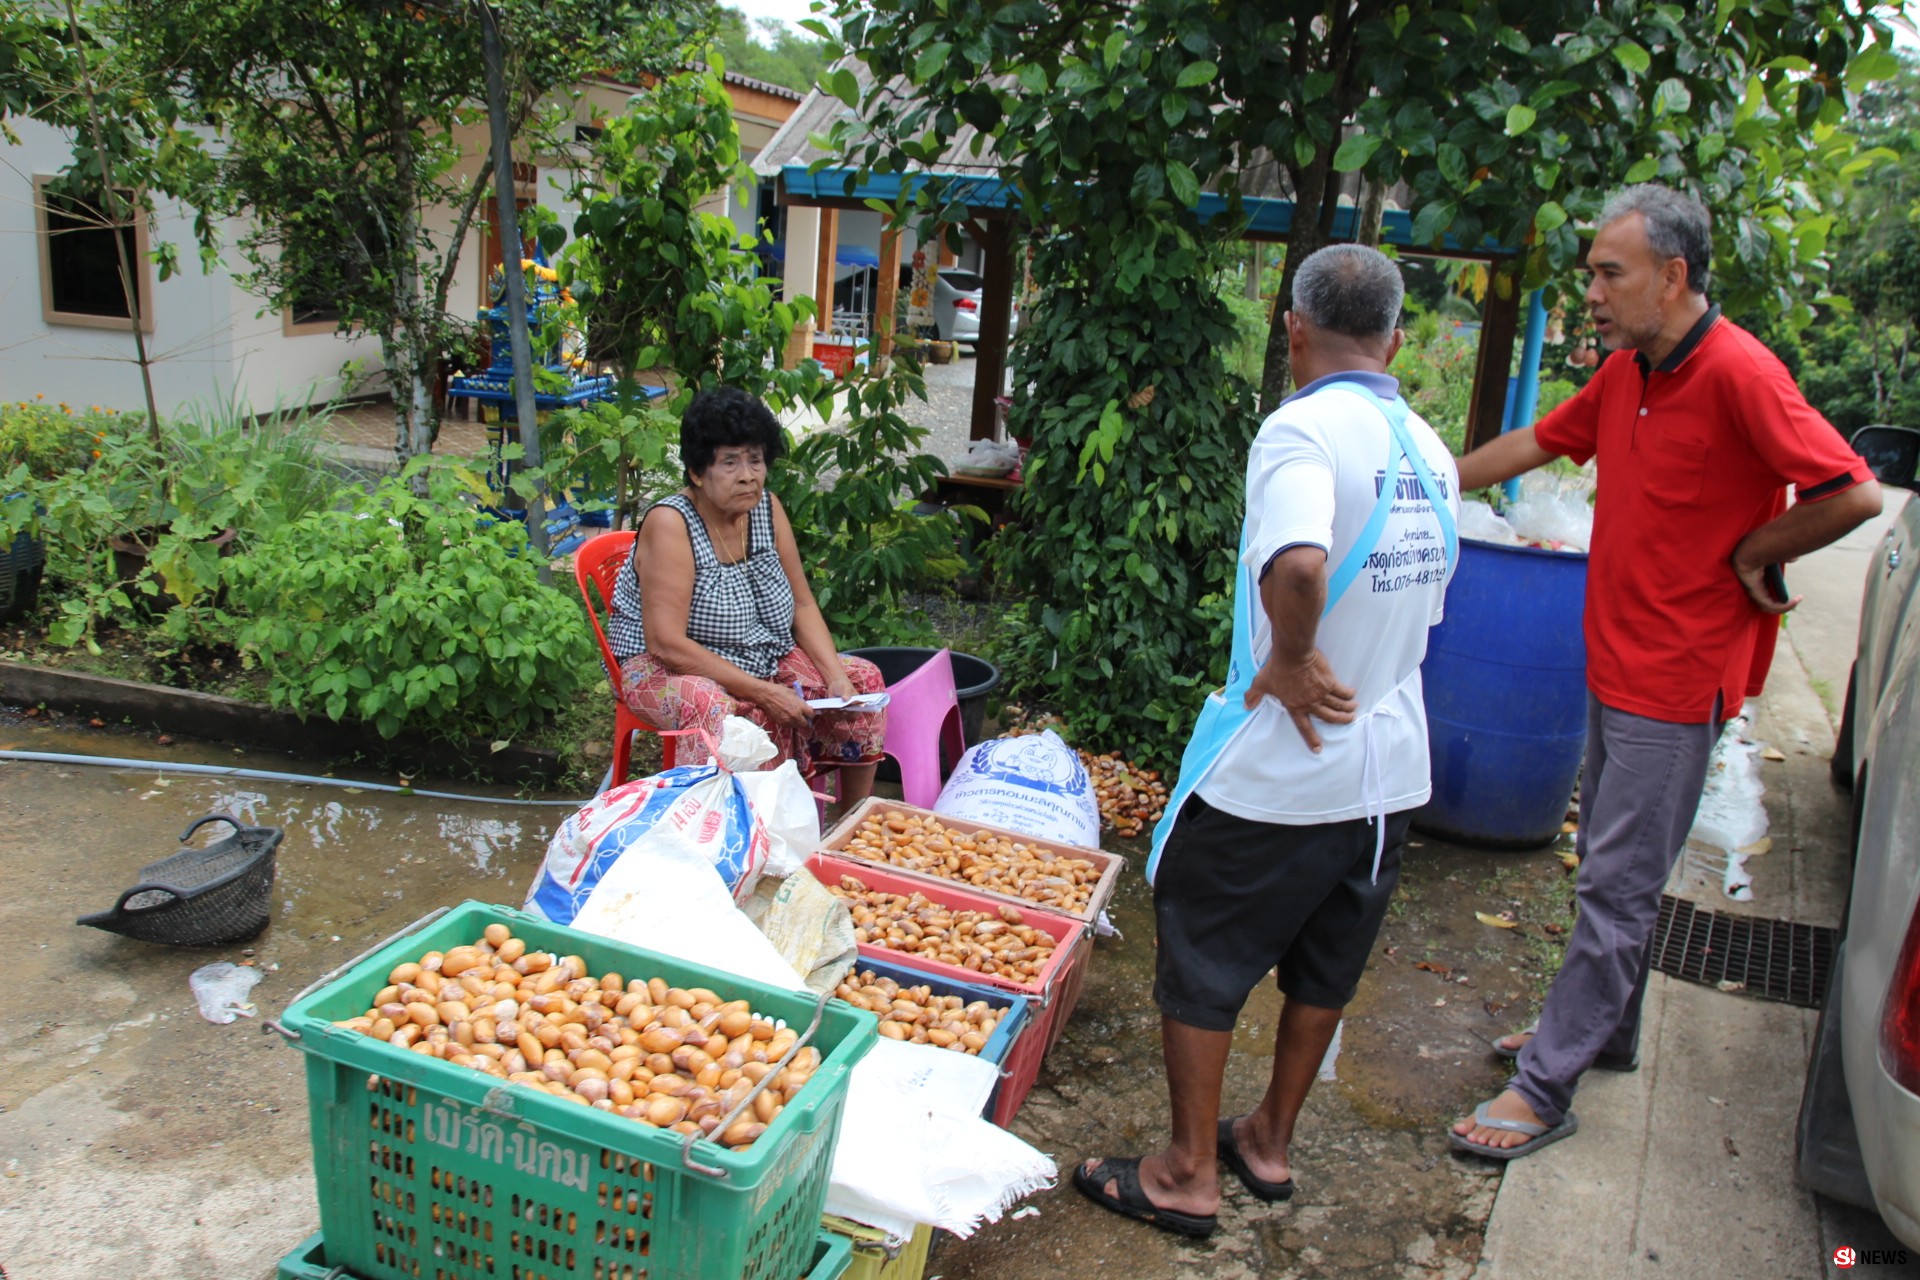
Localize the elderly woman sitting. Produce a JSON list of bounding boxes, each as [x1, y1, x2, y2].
[[606, 386, 887, 803]]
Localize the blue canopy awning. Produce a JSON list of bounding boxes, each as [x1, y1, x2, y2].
[[778, 165, 1518, 259]]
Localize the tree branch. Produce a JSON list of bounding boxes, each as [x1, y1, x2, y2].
[[434, 154, 495, 312]]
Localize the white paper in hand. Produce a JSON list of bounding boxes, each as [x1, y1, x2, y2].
[[804, 692, 890, 712]]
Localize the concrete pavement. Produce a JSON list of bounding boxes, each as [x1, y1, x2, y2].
[[1475, 497, 1918, 1280]]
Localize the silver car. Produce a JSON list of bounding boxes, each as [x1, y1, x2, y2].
[[1798, 423, 1920, 1245], [927, 269, 1019, 350]]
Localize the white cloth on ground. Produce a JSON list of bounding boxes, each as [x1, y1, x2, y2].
[[825, 1039, 1057, 1242]]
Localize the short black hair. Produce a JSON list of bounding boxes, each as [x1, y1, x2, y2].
[[679, 386, 785, 481]]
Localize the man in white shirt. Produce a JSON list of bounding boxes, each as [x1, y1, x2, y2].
[[1075, 245, 1460, 1238]]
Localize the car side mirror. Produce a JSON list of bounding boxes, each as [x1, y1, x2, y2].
[[1850, 425, 1920, 492]]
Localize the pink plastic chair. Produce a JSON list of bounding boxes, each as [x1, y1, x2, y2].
[[880, 648, 968, 808]]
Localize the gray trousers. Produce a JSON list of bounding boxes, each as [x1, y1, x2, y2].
[[1511, 693, 1723, 1126]]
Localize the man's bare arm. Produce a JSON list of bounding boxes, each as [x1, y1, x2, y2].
[[1456, 426, 1556, 492], [1730, 480, 1883, 615], [1243, 545, 1357, 753]]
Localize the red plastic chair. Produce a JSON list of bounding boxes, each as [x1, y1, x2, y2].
[[574, 532, 678, 788]]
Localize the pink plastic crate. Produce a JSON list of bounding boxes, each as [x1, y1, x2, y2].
[[808, 853, 1092, 1124], [817, 797, 1124, 927]]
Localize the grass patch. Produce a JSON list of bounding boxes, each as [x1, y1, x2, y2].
[[1810, 674, 1837, 719], [1521, 862, 1580, 1004]]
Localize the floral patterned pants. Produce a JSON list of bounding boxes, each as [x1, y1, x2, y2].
[[618, 648, 887, 777]]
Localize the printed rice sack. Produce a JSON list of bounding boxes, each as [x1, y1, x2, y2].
[[933, 729, 1101, 847], [525, 717, 777, 923]]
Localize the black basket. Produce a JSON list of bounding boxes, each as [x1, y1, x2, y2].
[[77, 814, 283, 946], [0, 527, 46, 622]]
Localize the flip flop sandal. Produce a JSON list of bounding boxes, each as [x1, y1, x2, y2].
[[1491, 1025, 1638, 1072], [1217, 1116, 1295, 1203], [1073, 1156, 1218, 1239], [1446, 1102, 1580, 1161]]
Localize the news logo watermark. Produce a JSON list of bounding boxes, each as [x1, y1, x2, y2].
[[1835, 1244, 1911, 1267]]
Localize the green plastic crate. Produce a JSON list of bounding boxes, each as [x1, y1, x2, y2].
[[276, 902, 878, 1280], [278, 1228, 854, 1280]]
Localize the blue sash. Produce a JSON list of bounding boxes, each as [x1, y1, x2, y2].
[[1145, 381, 1456, 884]]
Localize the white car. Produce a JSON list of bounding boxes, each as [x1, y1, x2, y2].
[[924, 269, 1019, 351], [1798, 423, 1920, 1245]]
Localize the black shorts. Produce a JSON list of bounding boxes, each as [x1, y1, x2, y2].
[[1152, 794, 1409, 1032]]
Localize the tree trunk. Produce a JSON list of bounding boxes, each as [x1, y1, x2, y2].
[[1259, 154, 1333, 411], [481, 1, 549, 571], [1357, 176, 1387, 248], [387, 77, 437, 468]]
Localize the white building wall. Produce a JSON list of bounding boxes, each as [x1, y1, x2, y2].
[[1, 118, 385, 416], [6, 79, 802, 420]]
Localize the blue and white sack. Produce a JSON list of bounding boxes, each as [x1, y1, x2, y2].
[[933, 729, 1101, 848], [525, 716, 775, 924]]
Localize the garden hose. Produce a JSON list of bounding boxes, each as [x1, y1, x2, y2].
[[0, 749, 585, 807]]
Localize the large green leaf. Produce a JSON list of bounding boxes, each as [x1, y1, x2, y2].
[[1612, 40, 1650, 75], [1176, 60, 1217, 88], [1333, 133, 1383, 172]]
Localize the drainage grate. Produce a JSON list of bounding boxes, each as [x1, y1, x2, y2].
[[1649, 895, 1838, 1009]]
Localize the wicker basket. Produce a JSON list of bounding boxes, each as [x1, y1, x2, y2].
[[76, 813, 282, 946], [0, 527, 45, 622]]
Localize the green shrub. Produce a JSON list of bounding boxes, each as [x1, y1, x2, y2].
[[0, 401, 130, 478], [1392, 330, 1478, 455], [15, 395, 351, 646], [989, 232, 1258, 769], [1217, 278, 1270, 388], [533, 391, 682, 531], [227, 463, 595, 742]]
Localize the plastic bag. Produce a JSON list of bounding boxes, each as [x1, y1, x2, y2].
[[1458, 500, 1521, 546], [525, 716, 775, 923], [955, 438, 1022, 477], [190, 962, 262, 1024], [934, 730, 1101, 847], [1689, 724, 1769, 853], [736, 760, 822, 879], [1505, 476, 1594, 552]]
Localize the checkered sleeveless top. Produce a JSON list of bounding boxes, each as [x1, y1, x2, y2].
[[607, 492, 796, 679]]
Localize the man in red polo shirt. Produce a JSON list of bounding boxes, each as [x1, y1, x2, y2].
[[1445, 184, 1882, 1159]]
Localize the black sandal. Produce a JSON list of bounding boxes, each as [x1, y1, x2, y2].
[[1217, 1116, 1295, 1202], [1072, 1156, 1218, 1239]]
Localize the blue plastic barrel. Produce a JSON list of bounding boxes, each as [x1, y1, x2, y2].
[[1414, 538, 1588, 848]]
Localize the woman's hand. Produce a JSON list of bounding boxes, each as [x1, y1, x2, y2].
[[759, 680, 816, 731], [824, 672, 858, 703]]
